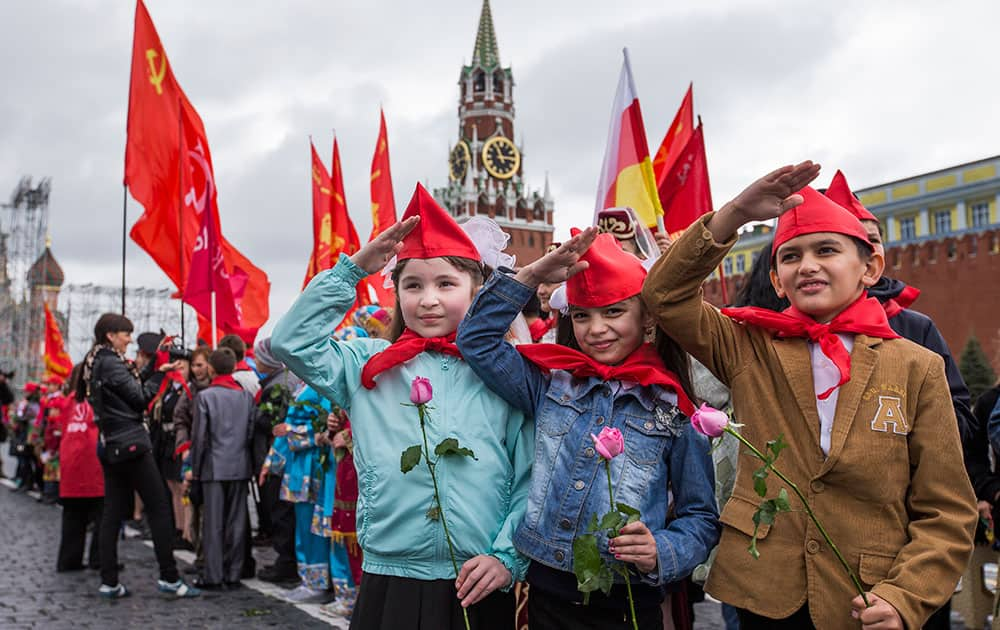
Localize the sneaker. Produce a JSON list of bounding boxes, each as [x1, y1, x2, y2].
[[283, 584, 334, 604], [157, 578, 201, 598], [99, 583, 129, 599], [319, 587, 357, 618]]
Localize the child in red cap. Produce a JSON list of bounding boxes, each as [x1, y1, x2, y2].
[[272, 184, 532, 629], [643, 162, 976, 630], [457, 227, 720, 629]]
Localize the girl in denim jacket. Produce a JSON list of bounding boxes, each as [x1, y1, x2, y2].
[[457, 228, 720, 629], [273, 185, 533, 630]]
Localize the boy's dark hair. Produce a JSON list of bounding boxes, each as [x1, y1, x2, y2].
[[218, 334, 246, 361], [94, 313, 134, 345], [522, 292, 542, 319], [387, 256, 487, 342], [209, 347, 237, 376], [733, 241, 790, 311]]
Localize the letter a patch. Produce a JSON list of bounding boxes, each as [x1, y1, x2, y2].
[[871, 396, 909, 435]]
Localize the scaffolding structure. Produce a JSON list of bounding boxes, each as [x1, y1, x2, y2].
[[0, 176, 51, 384], [60, 284, 200, 361]]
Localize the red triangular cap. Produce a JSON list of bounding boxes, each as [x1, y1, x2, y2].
[[397, 183, 481, 262], [773, 186, 873, 256], [567, 232, 646, 307], [824, 170, 878, 222]]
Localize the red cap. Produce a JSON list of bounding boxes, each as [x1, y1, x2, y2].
[[24, 382, 41, 394], [566, 232, 647, 307], [824, 170, 878, 222], [397, 183, 481, 262], [773, 186, 873, 256]]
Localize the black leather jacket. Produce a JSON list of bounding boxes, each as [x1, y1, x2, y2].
[[88, 347, 164, 449]]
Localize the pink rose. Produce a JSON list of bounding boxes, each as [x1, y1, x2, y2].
[[691, 403, 729, 438], [590, 427, 624, 460], [410, 376, 433, 405]]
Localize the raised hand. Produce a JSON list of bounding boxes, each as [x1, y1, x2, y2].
[[709, 161, 821, 242], [349, 215, 420, 274], [514, 227, 599, 287]]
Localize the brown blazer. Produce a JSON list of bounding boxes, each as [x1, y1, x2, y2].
[[642, 215, 976, 629]]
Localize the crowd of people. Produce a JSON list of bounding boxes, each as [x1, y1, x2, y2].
[[2, 163, 1000, 630]]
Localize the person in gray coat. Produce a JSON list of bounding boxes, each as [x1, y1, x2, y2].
[[190, 348, 257, 588]]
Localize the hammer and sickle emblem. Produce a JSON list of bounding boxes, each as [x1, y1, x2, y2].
[[145, 49, 167, 95]]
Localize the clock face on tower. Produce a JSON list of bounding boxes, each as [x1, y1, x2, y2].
[[449, 141, 471, 181], [481, 136, 520, 180]]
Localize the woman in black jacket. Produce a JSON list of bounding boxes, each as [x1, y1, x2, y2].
[[78, 313, 199, 599]]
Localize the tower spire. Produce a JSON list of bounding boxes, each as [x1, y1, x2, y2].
[[471, 0, 500, 68]]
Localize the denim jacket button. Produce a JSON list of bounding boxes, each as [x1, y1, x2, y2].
[[560, 394, 569, 402], [595, 416, 605, 425], [644, 421, 654, 430], [574, 480, 585, 491], [584, 447, 595, 458], [559, 518, 572, 530], [554, 550, 565, 562]]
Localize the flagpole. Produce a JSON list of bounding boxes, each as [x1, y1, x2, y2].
[[177, 96, 186, 346], [211, 290, 217, 349], [121, 185, 128, 314]]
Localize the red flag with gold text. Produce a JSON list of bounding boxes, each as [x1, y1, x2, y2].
[[124, 0, 269, 341], [368, 109, 397, 305], [43, 303, 73, 379], [658, 124, 713, 237], [652, 84, 694, 194]]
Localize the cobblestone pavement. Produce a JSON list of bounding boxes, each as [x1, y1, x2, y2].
[[0, 452, 347, 629], [0, 452, 729, 629]]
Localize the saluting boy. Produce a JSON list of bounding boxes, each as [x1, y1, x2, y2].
[[642, 162, 977, 630]]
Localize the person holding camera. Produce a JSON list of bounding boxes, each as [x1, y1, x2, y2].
[[77, 313, 200, 599]]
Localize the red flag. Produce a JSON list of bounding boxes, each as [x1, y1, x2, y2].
[[658, 123, 713, 237], [43, 303, 73, 379], [368, 109, 397, 305], [330, 138, 372, 313], [181, 138, 242, 333], [652, 83, 694, 192], [303, 140, 335, 288], [124, 0, 269, 341]]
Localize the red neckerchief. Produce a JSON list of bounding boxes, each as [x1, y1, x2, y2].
[[882, 284, 921, 319], [517, 342, 695, 416], [722, 293, 900, 400], [210, 374, 244, 391], [361, 328, 462, 389], [147, 370, 193, 411], [236, 360, 252, 372], [528, 315, 560, 343]]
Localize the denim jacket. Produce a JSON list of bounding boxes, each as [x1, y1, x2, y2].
[[457, 271, 720, 587]]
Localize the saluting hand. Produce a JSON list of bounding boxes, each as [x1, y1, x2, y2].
[[350, 216, 420, 274], [708, 161, 821, 242], [515, 227, 599, 287]]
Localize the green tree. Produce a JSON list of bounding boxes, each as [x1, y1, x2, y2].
[[959, 334, 997, 402]]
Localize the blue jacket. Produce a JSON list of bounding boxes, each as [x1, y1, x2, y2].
[[457, 271, 720, 587], [272, 254, 534, 583]]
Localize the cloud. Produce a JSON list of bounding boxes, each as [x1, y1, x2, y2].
[[2, 0, 998, 343]]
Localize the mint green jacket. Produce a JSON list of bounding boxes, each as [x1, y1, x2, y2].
[[272, 255, 533, 583]]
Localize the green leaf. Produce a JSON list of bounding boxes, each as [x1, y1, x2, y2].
[[598, 511, 626, 533], [597, 566, 614, 596], [400, 445, 423, 473], [426, 506, 440, 521], [753, 474, 768, 498], [753, 501, 777, 526], [616, 502, 641, 518], [434, 437, 477, 460], [767, 434, 788, 460], [747, 533, 760, 559], [573, 534, 603, 595], [775, 488, 791, 512]]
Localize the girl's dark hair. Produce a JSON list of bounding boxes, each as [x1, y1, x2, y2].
[[67, 362, 83, 397], [554, 298, 698, 407], [94, 312, 134, 345], [735, 241, 790, 310], [386, 256, 487, 342]]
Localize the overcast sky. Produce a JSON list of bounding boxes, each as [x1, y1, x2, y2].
[[2, 0, 998, 340]]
